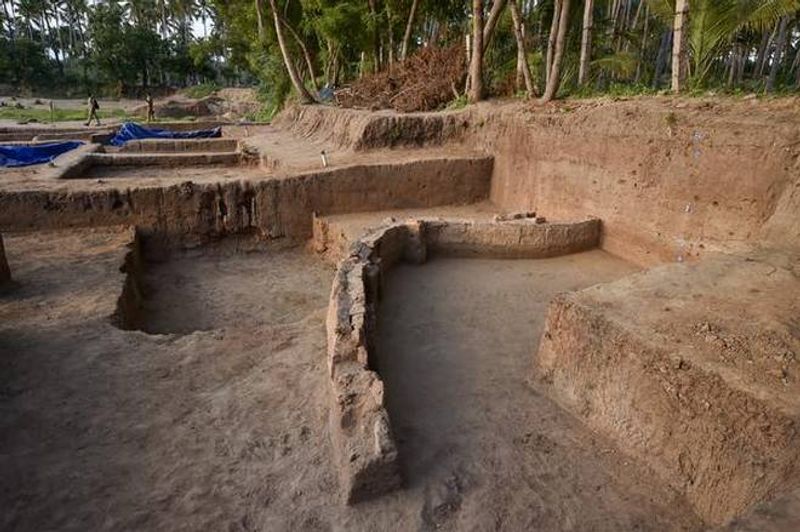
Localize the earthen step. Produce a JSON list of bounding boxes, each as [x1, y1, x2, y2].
[[535, 253, 800, 525]]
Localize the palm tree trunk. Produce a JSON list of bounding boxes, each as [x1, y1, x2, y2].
[[671, 0, 689, 93], [653, 30, 671, 88], [541, 0, 571, 102], [482, 0, 508, 51], [754, 29, 771, 78], [510, 0, 535, 96], [635, 4, 649, 83], [54, 5, 66, 62], [255, 0, 265, 41], [794, 46, 800, 89], [468, 0, 484, 103], [464, 31, 472, 93], [766, 15, 789, 93], [279, 15, 319, 93], [367, 0, 381, 72], [386, 1, 395, 68], [545, 0, 561, 85], [578, 0, 594, 86], [267, 0, 316, 103], [400, 0, 419, 60], [726, 45, 737, 87]]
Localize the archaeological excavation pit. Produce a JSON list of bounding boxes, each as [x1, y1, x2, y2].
[[128, 242, 334, 335], [50, 126, 260, 182], [2, 100, 800, 530]]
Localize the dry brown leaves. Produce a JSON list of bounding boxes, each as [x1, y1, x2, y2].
[[336, 45, 466, 113]]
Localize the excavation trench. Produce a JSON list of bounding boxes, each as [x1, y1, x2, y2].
[[113, 234, 333, 335], [2, 100, 800, 530], [109, 224, 706, 529], [372, 253, 700, 526]]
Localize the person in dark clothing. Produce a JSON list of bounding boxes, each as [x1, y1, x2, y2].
[[85, 94, 100, 126], [145, 92, 155, 123]]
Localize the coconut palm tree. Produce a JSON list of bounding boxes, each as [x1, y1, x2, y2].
[[648, 0, 800, 87], [468, 0, 484, 102], [267, 0, 316, 103]]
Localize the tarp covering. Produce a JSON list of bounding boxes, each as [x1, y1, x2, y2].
[[109, 122, 222, 146], [0, 141, 84, 168]]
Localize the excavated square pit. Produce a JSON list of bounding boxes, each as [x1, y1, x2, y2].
[[138, 244, 333, 334], [79, 163, 259, 180], [371, 251, 702, 528], [0, 226, 700, 530]]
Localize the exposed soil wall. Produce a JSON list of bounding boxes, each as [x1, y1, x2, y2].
[[59, 152, 242, 177], [280, 99, 800, 264], [0, 157, 492, 247], [424, 218, 600, 258], [0, 232, 10, 284], [534, 254, 800, 525], [111, 228, 145, 330], [469, 100, 800, 264], [274, 105, 468, 151], [117, 138, 239, 153]]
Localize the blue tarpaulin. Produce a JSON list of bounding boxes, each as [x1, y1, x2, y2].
[[0, 141, 84, 168], [109, 122, 222, 146]]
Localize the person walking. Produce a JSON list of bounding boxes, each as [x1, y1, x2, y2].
[[145, 92, 155, 123], [85, 94, 100, 126]]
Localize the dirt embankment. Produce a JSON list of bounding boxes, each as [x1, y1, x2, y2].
[[466, 97, 800, 265], [273, 104, 469, 151], [0, 158, 491, 245], [278, 97, 800, 265], [0, 233, 10, 284]]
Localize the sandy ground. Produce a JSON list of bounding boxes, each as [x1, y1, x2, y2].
[[375, 252, 702, 530], [1, 229, 342, 531], [0, 228, 703, 530], [82, 164, 266, 181], [141, 246, 333, 334]]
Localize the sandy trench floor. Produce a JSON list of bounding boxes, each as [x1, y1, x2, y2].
[[1, 228, 703, 531]]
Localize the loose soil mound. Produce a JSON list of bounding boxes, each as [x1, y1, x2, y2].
[[131, 89, 260, 121], [336, 45, 465, 113]]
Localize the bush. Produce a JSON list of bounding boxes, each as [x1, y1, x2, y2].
[[183, 82, 220, 99]]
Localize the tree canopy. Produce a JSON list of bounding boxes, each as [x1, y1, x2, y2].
[[1, 1, 798, 108]]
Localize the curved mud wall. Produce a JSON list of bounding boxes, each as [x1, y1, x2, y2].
[[325, 217, 600, 503], [424, 218, 600, 258]]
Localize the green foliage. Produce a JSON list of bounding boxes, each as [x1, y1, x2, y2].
[[183, 82, 220, 98], [0, 0, 238, 96], [446, 94, 469, 110], [1, 0, 799, 106], [592, 52, 640, 80], [647, 0, 800, 87]]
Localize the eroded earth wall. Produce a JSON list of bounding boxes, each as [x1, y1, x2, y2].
[[467, 100, 800, 264], [278, 99, 799, 264], [0, 232, 10, 284], [0, 157, 492, 246]]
